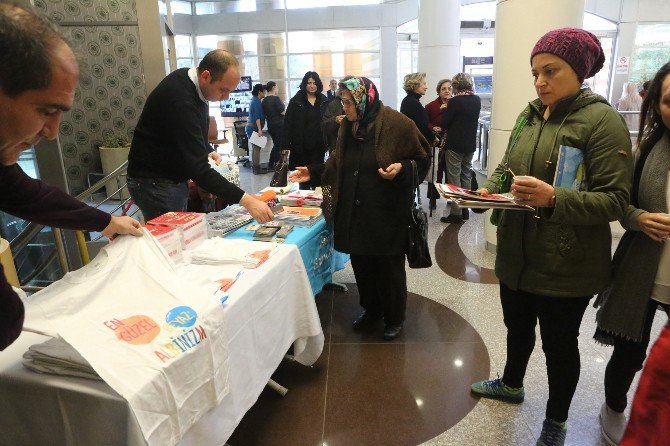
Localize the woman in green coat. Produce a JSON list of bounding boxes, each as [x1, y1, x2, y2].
[[470, 28, 633, 446]]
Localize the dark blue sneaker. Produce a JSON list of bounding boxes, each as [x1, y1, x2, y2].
[[470, 377, 525, 403]]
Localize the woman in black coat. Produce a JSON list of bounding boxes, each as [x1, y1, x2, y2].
[[289, 76, 430, 340], [400, 72, 434, 143], [401, 72, 439, 209], [284, 71, 328, 189]]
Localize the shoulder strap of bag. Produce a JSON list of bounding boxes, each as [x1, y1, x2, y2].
[[409, 160, 419, 221]]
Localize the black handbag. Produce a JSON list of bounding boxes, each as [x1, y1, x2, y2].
[[270, 150, 290, 187], [406, 160, 432, 268]]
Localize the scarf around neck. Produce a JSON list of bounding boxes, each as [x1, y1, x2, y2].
[[453, 89, 475, 97]]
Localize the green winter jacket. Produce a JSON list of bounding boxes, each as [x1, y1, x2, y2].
[[484, 88, 633, 297]]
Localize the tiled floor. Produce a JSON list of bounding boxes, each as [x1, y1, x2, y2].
[[228, 285, 490, 446]]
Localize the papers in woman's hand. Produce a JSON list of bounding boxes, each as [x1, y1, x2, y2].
[[249, 131, 268, 148], [435, 183, 534, 211]]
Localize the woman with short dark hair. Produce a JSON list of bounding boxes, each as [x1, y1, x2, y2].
[[284, 71, 328, 189]]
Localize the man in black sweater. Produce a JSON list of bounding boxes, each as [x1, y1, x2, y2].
[[0, 4, 142, 351], [128, 50, 273, 223]]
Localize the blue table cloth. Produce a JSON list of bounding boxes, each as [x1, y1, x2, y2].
[[227, 217, 348, 295]]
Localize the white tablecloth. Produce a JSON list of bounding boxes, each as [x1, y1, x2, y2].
[[0, 243, 323, 446]]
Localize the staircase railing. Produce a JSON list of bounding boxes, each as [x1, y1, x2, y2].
[[10, 161, 137, 292]]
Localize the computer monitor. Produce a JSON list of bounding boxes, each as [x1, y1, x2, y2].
[[221, 76, 253, 117], [233, 76, 252, 93]]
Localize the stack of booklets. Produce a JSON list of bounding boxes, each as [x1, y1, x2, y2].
[[435, 183, 534, 211], [205, 207, 254, 237], [278, 189, 323, 207], [274, 206, 323, 226]]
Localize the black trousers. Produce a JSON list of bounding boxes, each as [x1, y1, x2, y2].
[[267, 124, 283, 167], [350, 254, 407, 326], [499, 282, 591, 423], [605, 298, 669, 412]]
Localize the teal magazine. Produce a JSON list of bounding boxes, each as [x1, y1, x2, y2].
[[553, 145, 586, 191]]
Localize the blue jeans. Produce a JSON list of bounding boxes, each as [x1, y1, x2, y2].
[[127, 177, 188, 222]]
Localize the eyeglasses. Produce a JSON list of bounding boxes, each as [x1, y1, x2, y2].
[[340, 98, 355, 107]]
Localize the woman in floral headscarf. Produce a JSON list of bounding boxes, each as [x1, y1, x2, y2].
[[290, 76, 430, 341]]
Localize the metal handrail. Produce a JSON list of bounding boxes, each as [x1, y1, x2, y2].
[[12, 161, 132, 291], [75, 161, 128, 201]]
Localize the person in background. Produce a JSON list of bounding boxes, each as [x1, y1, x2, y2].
[[400, 72, 435, 144], [425, 78, 453, 207], [326, 79, 338, 101], [0, 4, 142, 351], [440, 73, 482, 224], [246, 83, 267, 174], [262, 81, 285, 167], [469, 28, 633, 446], [401, 73, 437, 209], [426, 79, 453, 137], [639, 80, 650, 99], [594, 62, 670, 446], [289, 76, 430, 341], [616, 81, 643, 132], [284, 71, 328, 190], [128, 49, 273, 223], [322, 88, 345, 153]]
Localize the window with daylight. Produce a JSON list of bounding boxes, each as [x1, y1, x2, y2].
[[630, 23, 670, 85]]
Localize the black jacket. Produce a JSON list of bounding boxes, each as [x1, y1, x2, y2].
[[321, 98, 344, 151], [400, 91, 434, 144], [441, 94, 481, 153], [284, 90, 328, 157], [128, 68, 244, 203], [262, 95, 285, 131], [309, 106, 430, 255]]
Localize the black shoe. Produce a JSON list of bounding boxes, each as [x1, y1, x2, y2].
[[462, 209, 469, 220], [383, 323, 403, 340], [440, 215, 463, 224], [352, 311, 382, 331]]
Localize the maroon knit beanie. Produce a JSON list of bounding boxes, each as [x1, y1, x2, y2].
[[530, 28, 605, 81]]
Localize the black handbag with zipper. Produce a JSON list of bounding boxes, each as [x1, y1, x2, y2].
[[406, 160, 432, 268]]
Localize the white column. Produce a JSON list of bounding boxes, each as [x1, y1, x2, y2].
[[380, 25, 399, 109], [417, 0, 460, 105], [484, 0, 585, 250]]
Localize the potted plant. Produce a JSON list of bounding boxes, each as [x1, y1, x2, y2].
[[99, 134, 131, 200]]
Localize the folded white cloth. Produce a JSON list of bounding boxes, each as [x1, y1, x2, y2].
[[189, 238, 278, 268], [23, 338, 101, 381]]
